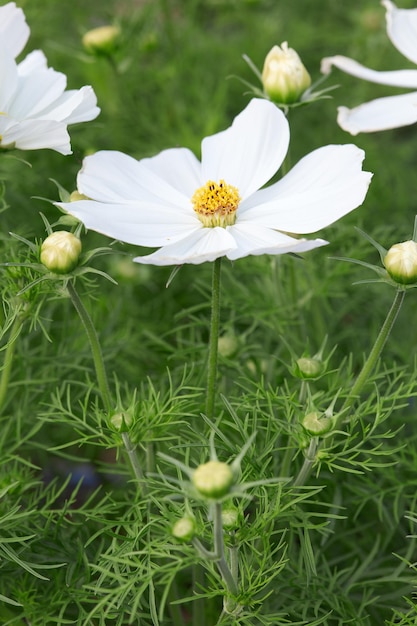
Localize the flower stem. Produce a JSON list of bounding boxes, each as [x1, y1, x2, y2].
[[292, 288, 405, 487], [0, 313, 24, 414], [205, 257, 222, 420], [213, 502, 239, 597], [340, 287, 405, 414], [67, 280, 112, 414], [121, 432, 146, 490]]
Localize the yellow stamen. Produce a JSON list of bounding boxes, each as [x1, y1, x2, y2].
[[191, 179, 241, 228]]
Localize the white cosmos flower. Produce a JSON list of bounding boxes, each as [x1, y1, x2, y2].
[[0, 2, 30, 59], [57, 98, 372, 266], [321, 0, 417, 134], [0, 7, 100, 154]]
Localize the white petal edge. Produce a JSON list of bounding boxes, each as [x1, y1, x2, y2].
[[383, 0, 417, 66], [0, 2, 30, 58], [337, 92, 417, 134], [201, 98, 289, 200], [238, 144, 372, 234], [58, 199, 201, 247], [1, 119, 71, 154], [226, 223, 328, 261], [321, 55, 417, 89], [133, 227, 237, 266]]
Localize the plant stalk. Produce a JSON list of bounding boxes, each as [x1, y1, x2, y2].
[[205, 257, 222, 420]]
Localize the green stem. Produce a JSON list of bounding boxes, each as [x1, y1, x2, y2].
[[121, 432, 145, 489], [67, 280, 112, 414], [341, 288, 405, 414], [0, 313, 24, 413], [205, 257, 222, 420], [292, 288, 405, 487], [213, 503, 239, 596]]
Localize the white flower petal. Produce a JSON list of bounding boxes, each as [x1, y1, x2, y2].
[[59, 199, 201, 246], [41, 86, 100, 123], [201, 98, 289, 199], [0, 48, 18, 112], [1, 119, 71, 153], [226, 223, 328, 260], [12, 66, 67, 119], [0, 2, 30, 58], [140, 148, 202, 197], [17, 50, 48, 75], [337, 92, 417, 134], [134, 228, 237, 266], [239, 144, 372, 234], [77, 151, 193, 213], [383, 0, 417, 66], [321, 55, 417, 88]]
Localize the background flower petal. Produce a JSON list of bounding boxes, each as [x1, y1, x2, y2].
[[239, 144, 372, 233], [133, 227, 236, 265], [1, 118, 71, 153], [201, 98, 289, 199], [337, 92, 417, 134], [383, 0, 417, 66], [226, 223, 328, 260], [321, 55, 417, 88], [0, 2, 30, 58]]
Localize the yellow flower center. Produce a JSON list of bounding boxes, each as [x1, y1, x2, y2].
[[191, 179, 241, 227]]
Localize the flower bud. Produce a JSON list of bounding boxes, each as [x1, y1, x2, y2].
[[302, 411, 333, 436], [222, 506, 242, 530], [192, 460, 234, 499], [82, 25, 121, 56], [172, 516, 195, 542], [384, 240, 417, 285], [218, 334, 239, 358], [109, 411, 133, 432], [295, 357, 325, 379], [70, 190, 89, 202], [262, 42, 311, 104], [40, 231, 82, 274]]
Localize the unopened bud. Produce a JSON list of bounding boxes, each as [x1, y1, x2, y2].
[[172, 516, 195, 542], [70, 190, 89, 202], [222, 507, 241, 530], [40, 231, 82, 274], [109, 411, 133, 432], [262, 42, 311, 104], [218, 334, 239, 358], [295, 357, 325, 379], [192, 460, 234, 499], [82, 25, 121, 56], [384, 240, 417, 285], [302, 411, 333, 436]]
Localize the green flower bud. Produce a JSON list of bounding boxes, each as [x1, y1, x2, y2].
[[221, 506, 242, 530], [302, 411, 333, 436], [192, 460, 234, 499], [384, 240, 417, 285], [295, 356, 325, 379], [70, 190, 89, 202], [218, 334, 239, 358], [82, 25, 121, 56], [40, 231, 82, 274], [172, 516, 195, 542], [109, 411, 133, 432], [262, 42, 311, 104]]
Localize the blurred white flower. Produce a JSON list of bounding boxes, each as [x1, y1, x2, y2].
[[0, 2, 29, 58], [57, 99, 372, 266], [321, 0, 417, 134], [0, 4, 100, 154]]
